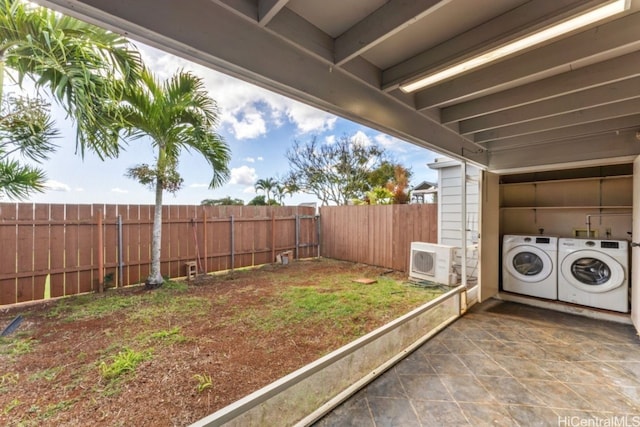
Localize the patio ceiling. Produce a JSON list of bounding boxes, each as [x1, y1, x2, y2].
[[36, 0, 640, 174]]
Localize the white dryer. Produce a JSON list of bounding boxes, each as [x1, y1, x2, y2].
[[502, 235, 558, 300], [558, 238, 629, 313]]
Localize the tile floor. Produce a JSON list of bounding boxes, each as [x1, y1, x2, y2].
[[314, 300, 640, 426]]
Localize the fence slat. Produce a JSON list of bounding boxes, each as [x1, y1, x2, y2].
[[320, 204, 438, 272], [0, 203, 319, 306], [16, 204, 35, 303], [0, 204, 17, 305], [4, 202, 437, 306]]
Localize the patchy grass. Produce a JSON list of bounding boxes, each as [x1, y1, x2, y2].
[[193, 373, 213, 393], [138, 326, 188, 345], [47, 293, 141, 321], [242, 275, 442, 333], [28, 367, 63, 382], [0, 258, 445, 426], [99, 348, 152, 381], [2, 398, 21, 416], [47, 280, 191, 322], [0, 336, 38, 357]]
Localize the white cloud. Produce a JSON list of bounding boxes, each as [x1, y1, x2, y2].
[[75, 187, 84, 192], [189, 183, 209, 188], [374, 134, 407, 152], [229, 166, 257, 186], [351, 130, 372, 147], [111, 188, 129, 194], [45, 180, 70, 192], [243, 186, 257, 194], [325, 135, 336, 145], [257, 156, 264, 161], [223, 107, 267, 139], [244, 157, 255, 163], [284, 103, 337, 134], [138, 44, 338, 140]]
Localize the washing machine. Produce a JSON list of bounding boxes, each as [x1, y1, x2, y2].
[[558, 238, 629, 313], [502, 235, 558, 300]]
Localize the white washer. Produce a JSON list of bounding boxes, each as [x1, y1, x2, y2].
[[502, 235, 558, 300], [558, 238, 629, 313]]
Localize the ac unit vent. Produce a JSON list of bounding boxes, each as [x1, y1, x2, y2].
[[412, 250, 435, 276], [409, 242, 457, 286]]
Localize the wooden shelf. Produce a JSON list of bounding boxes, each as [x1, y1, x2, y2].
[[500, 175, 633, 187], [501, 206, 632, 210], [500, 175, 632, 209]]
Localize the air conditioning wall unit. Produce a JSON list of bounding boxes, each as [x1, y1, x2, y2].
[[409, 242, 458, 286]]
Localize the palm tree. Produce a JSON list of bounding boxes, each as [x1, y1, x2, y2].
[[0, 0, 141, 198], [119, 68, 230, 288], [274, 181, 296, 205], [0, 96, 58, 199], [254, 177, 277, 203]]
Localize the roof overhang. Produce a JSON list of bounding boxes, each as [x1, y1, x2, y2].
[[34, 0, 640, 174]]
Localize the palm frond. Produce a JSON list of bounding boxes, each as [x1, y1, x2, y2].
[[0, 158, 46, 199], [0, 0, 142, 158]]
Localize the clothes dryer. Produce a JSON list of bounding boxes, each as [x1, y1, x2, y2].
[[502, 235, 558, 300], [558, 238, 629, 313]]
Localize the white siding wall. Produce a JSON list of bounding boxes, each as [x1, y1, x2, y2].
[[436, 163, 480, 283]]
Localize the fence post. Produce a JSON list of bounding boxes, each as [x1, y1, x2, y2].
[[203, 209, 208, 274], [316, 214, 321, 258], [230, 215, 235, 271], [97, 210, 104, 293], [295, 214, 299, 260], [118, 214, 123, 287], [271, 210, 275, 262]]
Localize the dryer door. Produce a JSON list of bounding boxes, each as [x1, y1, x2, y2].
[[560, 250, 625, 293], [504, 245, 553, 283]]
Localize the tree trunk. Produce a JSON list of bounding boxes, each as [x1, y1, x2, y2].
[[146, 179, 164, 289]]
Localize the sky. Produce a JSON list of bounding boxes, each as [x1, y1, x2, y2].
[[16, 42, 442, 206]]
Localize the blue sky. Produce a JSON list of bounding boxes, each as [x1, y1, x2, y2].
[[18, 42, 441, 206]]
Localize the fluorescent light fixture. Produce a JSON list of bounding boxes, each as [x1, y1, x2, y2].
[[399, 0, 629, 93]]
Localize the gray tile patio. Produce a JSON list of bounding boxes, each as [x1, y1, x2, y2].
[[314, 300, 640, 426]]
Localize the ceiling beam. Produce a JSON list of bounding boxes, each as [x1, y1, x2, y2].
[[382, 0, 604, 90], [487, 130, 640, 173], [265, 7, 334, 62], [414, 12, 640, 109], [459, 77, 640, 134], [35, 0, 487, 167], [440, 50, 640, 124], [211, 0, 256, 21], [258, 0, 289, 26], [334, 0, 444, 66], [483, 115, 640, 151], [474, 98, 640, 143]]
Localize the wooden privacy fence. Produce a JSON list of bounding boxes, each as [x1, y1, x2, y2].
[[0, 203, 318, 306], [320, 204, 437, 272]]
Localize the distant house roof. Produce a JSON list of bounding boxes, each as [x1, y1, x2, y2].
[[411, 181, 437, 192], [410, 181, 438, 201]]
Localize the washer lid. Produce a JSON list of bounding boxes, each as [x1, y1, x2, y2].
[[504, 245, 553, 283], [560, 250, 625, 293]]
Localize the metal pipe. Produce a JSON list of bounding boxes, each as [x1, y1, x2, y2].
[[118, 214, 123, 287], [586, 212, 632, 238], [460, 162, 467, 288]]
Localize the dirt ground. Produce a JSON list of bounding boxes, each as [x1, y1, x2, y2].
[[0, 258, 442, 426]]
